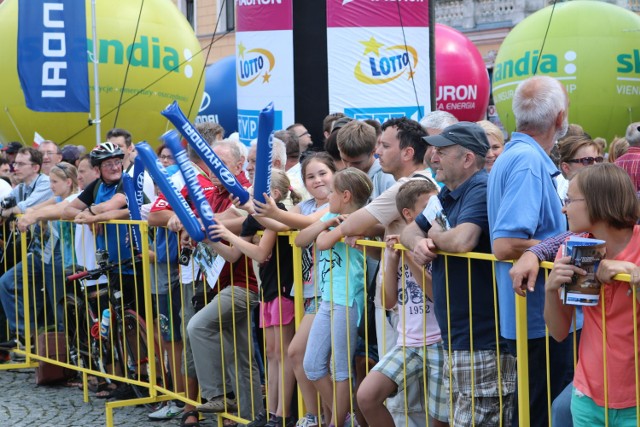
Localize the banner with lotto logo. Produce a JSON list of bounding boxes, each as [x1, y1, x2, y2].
[[236, 0, 293, 145], [326, 0, 430, 122], [17, 0, 90, 112]]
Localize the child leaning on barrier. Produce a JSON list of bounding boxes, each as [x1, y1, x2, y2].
[[249, 152, 335, 427], [357, 179, 449, 427], [208, 169, 302, 427], [295, 167, 373, 427]]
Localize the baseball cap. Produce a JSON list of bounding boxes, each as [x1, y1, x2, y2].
[[61, 145, 80, 164], [422, 122, 490, 156], [1, 142, 22, 154]]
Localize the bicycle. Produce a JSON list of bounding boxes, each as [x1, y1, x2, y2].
[[64, 250, 166, 410]]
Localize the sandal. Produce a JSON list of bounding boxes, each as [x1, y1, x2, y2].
[[180, 410, 201, 427]]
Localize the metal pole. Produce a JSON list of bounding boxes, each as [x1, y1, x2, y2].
[[429, 0, 436, 112], [91, 0, 101, 146]]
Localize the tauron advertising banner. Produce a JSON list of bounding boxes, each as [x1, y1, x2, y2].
[[236, 0, 294, 145], [326, 0, 430, 122], [17, 0, 90, 112]]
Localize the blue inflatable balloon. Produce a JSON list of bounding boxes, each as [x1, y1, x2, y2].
[[197, 56, 238, 136], [162, 130, 219, 242], [135, 141, 205, 242], [162, 101, 250, 205], [253, 102, 275, 204]]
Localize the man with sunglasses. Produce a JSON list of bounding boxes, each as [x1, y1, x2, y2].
[[616, 122, 640, 194]]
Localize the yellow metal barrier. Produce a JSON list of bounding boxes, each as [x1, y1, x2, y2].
[[0, 222, 636, 427]]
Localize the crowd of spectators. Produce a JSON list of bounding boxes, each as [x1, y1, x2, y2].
[[0, 74, 639, 427]]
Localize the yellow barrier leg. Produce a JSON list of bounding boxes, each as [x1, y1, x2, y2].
[[515, 296, 530, 427]]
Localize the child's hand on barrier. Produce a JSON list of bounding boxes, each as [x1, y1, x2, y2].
[[385, 234, 401, 259]]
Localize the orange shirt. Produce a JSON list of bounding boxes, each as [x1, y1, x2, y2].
[[573, 225, 640, 408]]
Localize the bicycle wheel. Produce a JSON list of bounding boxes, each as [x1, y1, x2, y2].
[[120, 309, 167, 410], [63, 293, 91, 370]]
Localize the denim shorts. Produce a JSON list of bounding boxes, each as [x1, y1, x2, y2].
[[303, 300, 359, 382]]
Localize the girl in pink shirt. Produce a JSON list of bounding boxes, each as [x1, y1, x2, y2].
[[545, 163, 640, 426]]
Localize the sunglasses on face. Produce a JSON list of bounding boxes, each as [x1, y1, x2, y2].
[[566, 156, 604, 166]]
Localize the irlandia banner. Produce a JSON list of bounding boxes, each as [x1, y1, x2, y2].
[[17, 0, 90, 112], [235, 0, 293, 145], [326, 0, 430, 122]]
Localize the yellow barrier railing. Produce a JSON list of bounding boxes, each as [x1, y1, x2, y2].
[[0, 222, 636, 427]]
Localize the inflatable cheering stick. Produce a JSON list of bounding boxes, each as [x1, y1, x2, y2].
[[161, 101, 250, 204], [162, 129, 220, 242], [252, 102, 275, 204], [135, 141, 205, 242], [121, 173, 143, 252]]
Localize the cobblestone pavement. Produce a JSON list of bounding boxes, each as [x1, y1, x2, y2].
[[0, 366, 219, 427]]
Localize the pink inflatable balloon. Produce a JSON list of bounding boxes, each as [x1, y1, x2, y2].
[[435, 24, 490, 122]]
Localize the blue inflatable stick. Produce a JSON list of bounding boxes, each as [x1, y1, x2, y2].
[[121, 173, 142, 252], [135, 142, 205, 242], [161, 101, 250, 204], [162, 130, 220, 242], [132, 155, 145, 208], [253, 102, 275, 204]]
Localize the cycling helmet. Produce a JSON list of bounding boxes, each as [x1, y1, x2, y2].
[[90, 142, 125, 167]]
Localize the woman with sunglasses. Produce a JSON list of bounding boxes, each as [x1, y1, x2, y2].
[[544, 163, 640, 426], [556, 135, 604, 200]]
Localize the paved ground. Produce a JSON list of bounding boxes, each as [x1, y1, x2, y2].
[[0, 364, 219, 427]]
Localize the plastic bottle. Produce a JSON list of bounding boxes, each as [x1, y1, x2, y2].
[[100, 309, 110, 339]]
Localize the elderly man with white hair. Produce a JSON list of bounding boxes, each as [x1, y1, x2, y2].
[[487, 75, 571, 427], [419, 110, 459, 185]]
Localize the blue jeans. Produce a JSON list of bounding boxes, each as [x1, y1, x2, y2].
[[552, 382, 574, 427], [304, 300, 359, 382], [0, 253, 50, 336]]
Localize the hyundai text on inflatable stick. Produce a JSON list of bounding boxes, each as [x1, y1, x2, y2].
[[161, 101, 250, 204]]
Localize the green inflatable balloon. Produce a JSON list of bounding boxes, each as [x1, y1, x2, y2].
[[0, 0, 204, 149], [492, 0, 640, 142]]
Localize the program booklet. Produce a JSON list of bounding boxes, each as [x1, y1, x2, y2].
[[560, 236, 606, 306], [421, 195, 451, 230]]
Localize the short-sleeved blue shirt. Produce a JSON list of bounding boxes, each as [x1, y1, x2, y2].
[[487, 132, 565, 340], [415, 169, 499, 351]]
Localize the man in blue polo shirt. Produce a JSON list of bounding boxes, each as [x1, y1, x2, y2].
[[487, 75, 570, 427], [401, 121, 516, 425]]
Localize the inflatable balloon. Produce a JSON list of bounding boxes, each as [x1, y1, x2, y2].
[[492, 0, 640, 141], [135, 141, 205, 242], [196, 56, 238, 137], [435, 24, 490, 122], [162, 101, 251, 204], [162, 130, 219, 241], [253, 102, 275, 204], [0, 0, 204, 149]]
